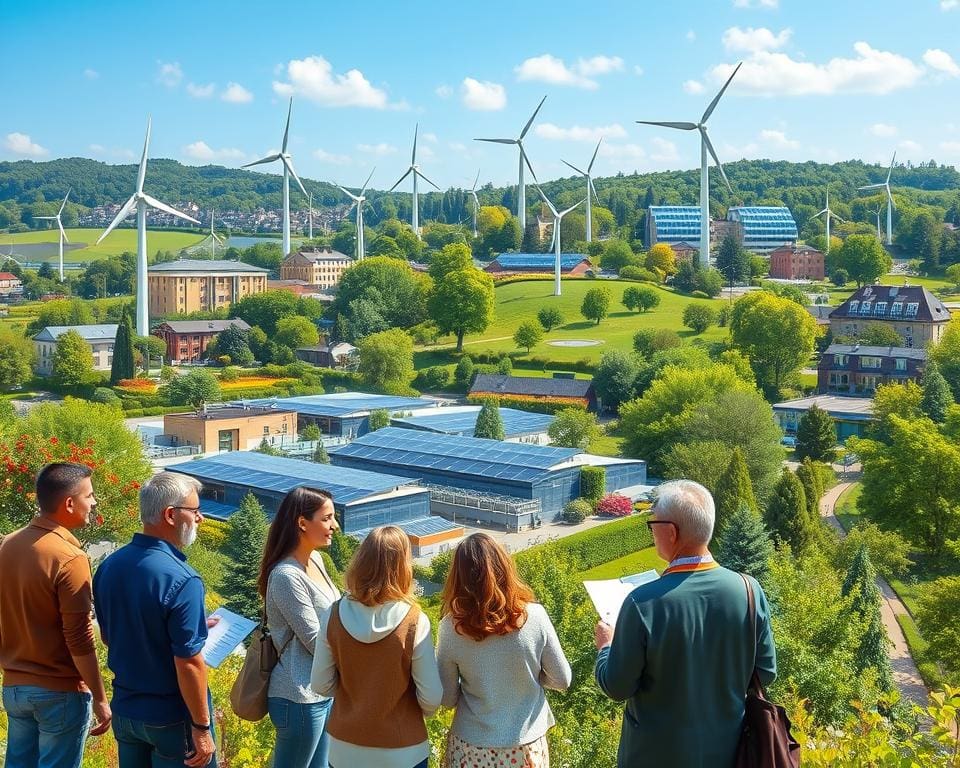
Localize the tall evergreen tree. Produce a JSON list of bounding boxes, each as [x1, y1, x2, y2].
[[921, 361, 953, 423], [221, 493, 269, 619], [764, 468, 813, 553], [474, 398, 505, 440], [313, 441, 330, 464], [713, 447, 758, 533], [841, 545, 893, 691], [795, 457, 824, 527], [110, 311, 135, 385], [795, 404, 837, 462], [713, 503, 774, 588]]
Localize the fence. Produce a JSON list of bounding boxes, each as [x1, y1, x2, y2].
[[426, 484, 542, 533]]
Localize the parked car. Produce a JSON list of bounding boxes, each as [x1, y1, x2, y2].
[[781, 435, 798, 448]]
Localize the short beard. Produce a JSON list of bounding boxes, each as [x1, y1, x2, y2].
[[177, 519, 198, 550]]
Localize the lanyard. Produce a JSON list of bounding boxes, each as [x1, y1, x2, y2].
[[663, 554, 718, 576]]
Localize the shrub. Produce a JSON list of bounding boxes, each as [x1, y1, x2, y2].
[[515, 514, 652, 572], [217, 355, 231, 366], [690, 290, 710, 299], [159, 365, 175, 383], [682, 302, 716, 334], [416, 365, 451, 390], [220, 366, 240, 382], [454, 355, 475, 387], [580, 465, 606, 505], [619, 266, 661, 283], [467, 393, 587, 414], [496, 356, 513, 375], [562, 498, 593, 524], [91, 387, 121, 406], [596, 493, 633, 517]]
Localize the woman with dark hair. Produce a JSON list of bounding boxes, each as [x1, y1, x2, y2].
[[257, 486, 340, 768], [437, 532, 571, 768]]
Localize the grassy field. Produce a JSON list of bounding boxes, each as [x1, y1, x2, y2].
[[579, 546, 666, 580], [833, 483, 862, 530], [5, 228, 205, 262]]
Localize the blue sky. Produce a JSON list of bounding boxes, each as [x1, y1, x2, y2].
[[2, 0, 959, 191]]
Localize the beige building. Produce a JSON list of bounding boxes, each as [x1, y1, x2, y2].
[[829, 284, 952, 347], [33, 324, 118, 375], [280, 249, 353, 289], [163, 405, 297, 453], [148, 260, 270, 317]]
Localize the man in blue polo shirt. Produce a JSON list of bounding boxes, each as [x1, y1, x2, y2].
[[93, 472, 216, 768]]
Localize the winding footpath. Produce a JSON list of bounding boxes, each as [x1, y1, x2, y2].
[[819, 481, 929, 707]]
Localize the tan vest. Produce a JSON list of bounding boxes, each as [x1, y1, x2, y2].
[[325, 600, 428, 748]]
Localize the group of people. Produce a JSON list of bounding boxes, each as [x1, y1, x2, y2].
[[0, 461, 777, 768]]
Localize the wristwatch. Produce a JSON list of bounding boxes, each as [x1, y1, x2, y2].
[[191, 720, 211, 732]]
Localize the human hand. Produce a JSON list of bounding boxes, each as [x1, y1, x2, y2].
[[595, 620, 614, 650], [89, 698, 112, 736], [184, 727, 216, 767], [205, 616, 221, 629]]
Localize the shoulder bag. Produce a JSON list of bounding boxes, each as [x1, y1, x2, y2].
[[229, 612, 294, 722]]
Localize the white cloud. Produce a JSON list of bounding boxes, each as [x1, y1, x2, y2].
[[923, 48, 960, 77], [221, 82, 254, 103], [461, 77, 507, 110], [686, 30, 697, 42], [870, 123, 898, 137], [186, 82, 215, 99], [722, 140, 761, 158], [535, 123, 628, 142], [418, 145, 436, 160], [710, 42, 924, 95], [722, 26, 791, 53], [650, 137, 679, 163], [634, 65, 645, 76], [514, 53, 622, 89], [941, 0, 958, 9], [435, 84, 453, 98], [4, 132, 48, 157], [422, 132, 438, 143], [898, 139, 923, 153], [940, 140, 960, 153], [683, 79, 705, 94], [733, 0, 779, 7], [156, 61, 183, 88], [313, 148, 352, 165], [182, 141, 246, 163], [759, 129, 799, 149], [598, 142, 647, 161], [357, 142, 397, 156], [83, 68, 99, 80], [273, 56, 390, 108]]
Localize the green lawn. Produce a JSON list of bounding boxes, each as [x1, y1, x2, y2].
[[6, 228, 205, 262], [579, 546, 666, 580], [833, 483, 862, 531]]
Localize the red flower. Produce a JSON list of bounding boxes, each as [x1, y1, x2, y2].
[[95, 514, 104, 526], [49, 437, 59, 445]]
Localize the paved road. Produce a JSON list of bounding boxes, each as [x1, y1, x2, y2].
[[819, 481, 929, 707]]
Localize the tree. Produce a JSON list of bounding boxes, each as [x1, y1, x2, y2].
[[870, 380, 923, 442], [429, 267, 495, 352], [831, 268, 849, 287], [600, 240, 635, 272], [548, 408, 600, 450], [454, 355, 475, 387], [715, 232, 751, 286], [331, 257, 432, 331], [915, 577, 960, 676], [682, 303, 715, 334], [301, 423, 321, 442], [358, 328, 414, 391], [230, 290, 300, 336], [931, 317, 960, 400], [632, 328, 681, 357], [110, 312, 135, 385], [663, 440, 733, 495], [165, 369, 221, 409], [593, 350, 639, 411], [368, 409, 390, 431], [644, 243, 676, 276], [0, 329, 34, 390], [833, 521, 913, 582], [713, 447, 758, 533], [51, 330, 93, 386], [713, 504, 774, 588], [207, 324, 255, 366], [840, 546, 893, 691], [537, 306, 564, 333], [764, 468, 814, 553], [795, 457, 824, 526], [730, 291, 819, 393], [853, 323, 903, 346], [834, 234, 892, 287], [946, 263, 960, 291], [428, 242, 473, 282], [580, 287, 611, 325], [275, 316, 320, 350], [920, 361, 953, 423], [474, 399, 504, 440], [513, 321, 544, 353], [221, 493, 269, 619], [912, 213, 942, 273], [795, 404, 837, 462], [622, 286, 660, 313], [313, 441, 330, 464]]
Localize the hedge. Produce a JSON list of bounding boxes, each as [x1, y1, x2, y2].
[[466, 393, 587, 414], [580, 466, 606, 504], [515, 515, 652, 573]]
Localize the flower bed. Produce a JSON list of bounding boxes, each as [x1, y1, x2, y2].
[[218, 376, 295, 390], [595, 493, 634, 518], [116, 378, 158, 394]]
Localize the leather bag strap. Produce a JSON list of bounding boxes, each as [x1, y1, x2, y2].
[[740, 572, 768, 700]]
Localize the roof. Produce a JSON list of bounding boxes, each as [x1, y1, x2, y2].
[[244, 392, 437, 419], [164, 405, 294, 422], [156, 319, 250, 334], [32, 324, 118, 342], [351, 516, 463, 541], [167, 451, 426, 507], [773, 395, 874, 419], [197, 498, 241, 521], [332, 427, 581, 484], [289, 248, 352, 262], [470, 373, 594, 400], [769, 244, 823, 256], [830, 285, 951, 323], [492, 253, 589, 269], [148, 259, 270, 274], [296, 343, 357, 355], [0, 272, 19, 280], [391, 406, 554, 438], [824, 344, 928, 361], [669, 241, 699, 251]]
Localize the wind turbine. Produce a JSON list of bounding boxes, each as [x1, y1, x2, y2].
[[536, 186, 585, 297], [811, 189, 844, 253], [97, 118, 200, 336], [468, 169, 481, 238], [858, 152, 896, 246], [336, 167, 376, 261], [306, 193, 317, 240], [562, 139, 602, 243], [243, 98, 307, 257], [389, 124, 439, 239], [637, 63, 742, 268], [33, 189, 70, 281], [872, 206, 883, 241], [475, 95, 546, 235], [208, 208, 224, 258]]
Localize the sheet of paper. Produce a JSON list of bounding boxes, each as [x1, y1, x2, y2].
[[201, 608, 257, 668], [583, 570, 660, 623]]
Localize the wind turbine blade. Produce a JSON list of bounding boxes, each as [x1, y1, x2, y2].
[[411, 123, 418, 165], [548, 226, 557, 253], [33, 216, 56, 220], [360, 167, 376, 195], [337, 185, 361, 202], [701, 61, 742, 123], [472, 169, 480, 192], [886, 151, 896, 183], [811, 209, 828, 219], [475, 138, 517, 145], [562, 160, 587, 176], [242, 153, 281, 168], [415, 169, 440, 191], [136, 117, 151, 194], [559, 198, 586, 218], [283, 157, 308, 196], [588, 138, 602, 172], [388, 168, 413, 192], [888, 187, 897, 210], [97, 195, 138, 244], [58, 220, 69, 244], [346, 200, 358, 216], [282, 98, 292, 153], [701, 131, 732, 193], [830, 213, 846, 223], [636, 120, 697, 130], [59, 188, 70, 215], [141, 194, 201, 224], [520, 95, 547, 140], [521, 146, 539, 183], [589, 177, 599, 202], [534, 185, 558, 217], [858, 183, 885, 191]]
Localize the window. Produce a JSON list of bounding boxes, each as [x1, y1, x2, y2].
[[848, 300, 860, 313], [890, 302, 903, 317], [906, 302, 919, 317], [895, 358, 906, 371], [874, 302, 887, 316], [860, 302, 872, 315], [263, 426, 270, 436], [282, 422, 288, 433], [834, 354, 849, 366], [860, 356, 882, 369]]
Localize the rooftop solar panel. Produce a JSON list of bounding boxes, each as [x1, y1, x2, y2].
[[391, 407, 554, 437], [244, 393, 435, 418]]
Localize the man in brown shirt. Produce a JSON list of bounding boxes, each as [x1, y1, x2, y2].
[[0, 462, 112, 768]]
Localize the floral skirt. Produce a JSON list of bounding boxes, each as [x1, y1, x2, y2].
[[443, 733, 550, 768]]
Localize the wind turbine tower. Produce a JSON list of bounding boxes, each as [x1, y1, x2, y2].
[[469, 170, 481, 239], [873, 206, 883, 241], [33, 189, 71, 281], [243, 98, 307, 257], [562, 139, 602, 242], [637, 63, 742, 268], [208, 209, 224, 258], [858, 152, 897, 246], [389, 125, 439, 239], [97, 118, 200, 336], [811, 190, 844, 253], [475, 95, 546, 235], [337, 168, 376, 261], [536, 186, 585, 297]]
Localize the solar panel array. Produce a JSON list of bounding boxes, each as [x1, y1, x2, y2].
[[351, 515, 462, 540], [168, 451, 422, 506], [392, 407, 554, 438], [494, 253, 587, 269], [333, 427, 578, 483], [244, 393, 435, 418]]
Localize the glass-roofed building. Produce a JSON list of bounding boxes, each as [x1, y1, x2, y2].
[[726, 207, 798, 254], [485, 253, 592, 274], [390, 405, 555, 443], [646, 206, 702, 248], [646, 205, 799, 255]]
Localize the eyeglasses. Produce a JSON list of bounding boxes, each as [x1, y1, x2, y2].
[[645, 520, 676, 532], [171, 506, 202, 517]]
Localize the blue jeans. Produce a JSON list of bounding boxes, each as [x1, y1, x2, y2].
[[2, 685, 92, 768], [112, 716, 218, 768], [268, 697, 332, 768]]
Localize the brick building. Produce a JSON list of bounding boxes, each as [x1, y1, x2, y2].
[[768, 244, 825, 280], [153, 319, 251, 363], [829, 285, 952, 347], [817, 343, 927, 395], [280, 249, 353, 289], [163, 404, 297, 453], [148, 260, 269, 317]]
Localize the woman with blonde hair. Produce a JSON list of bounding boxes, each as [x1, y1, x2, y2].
[[437, 532, 572, 768], [311, 525, 442, 768]]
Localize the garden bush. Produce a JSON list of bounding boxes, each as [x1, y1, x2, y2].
[[415, 365, 451, 390], [690, 290, 710, 299], [580, 466, 606, 504], [516, 514, 652, 572], [562, 498, 593, 525], [619, 266, 661, 283], [91, 387, 122, 407], [596, 493, 634, 517]]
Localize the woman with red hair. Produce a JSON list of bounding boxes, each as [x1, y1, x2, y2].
[[437, 533, 571, 768]]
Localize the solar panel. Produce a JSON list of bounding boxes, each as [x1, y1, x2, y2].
[[495, 253, 587, 269], [351, 515, 462, 541], [391, 407, 554, 438], [244, 393, 435, 418]]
